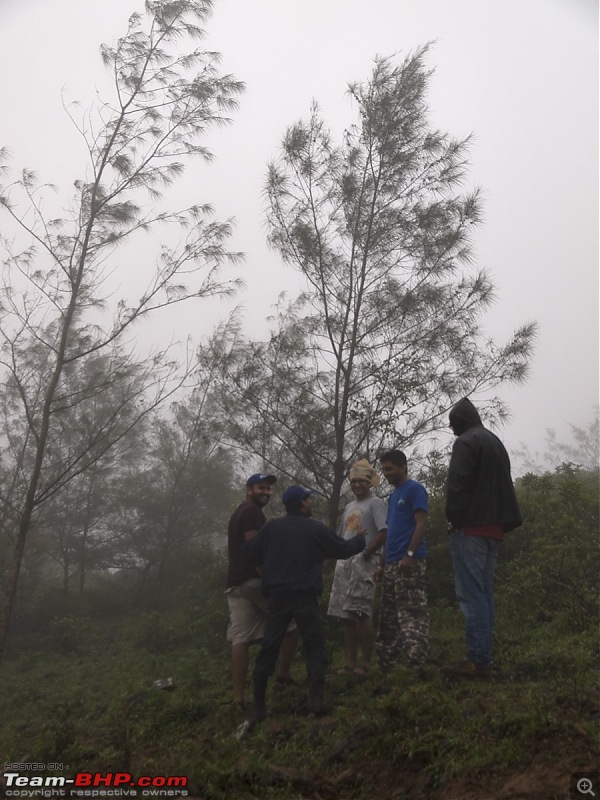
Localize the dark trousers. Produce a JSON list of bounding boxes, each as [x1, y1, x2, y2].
[[253, 594, 326, 716]]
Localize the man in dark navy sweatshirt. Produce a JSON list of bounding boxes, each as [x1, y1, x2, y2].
[[244, 485, 366, 722]]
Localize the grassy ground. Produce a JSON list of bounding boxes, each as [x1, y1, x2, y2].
[[0, 600, 597, 800]]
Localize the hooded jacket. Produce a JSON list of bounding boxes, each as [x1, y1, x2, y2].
[[445, 398, 522, 532]]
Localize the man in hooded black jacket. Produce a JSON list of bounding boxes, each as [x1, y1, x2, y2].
[[443, 397, 521, 679]]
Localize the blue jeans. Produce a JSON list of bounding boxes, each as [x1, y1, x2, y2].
[[449, 532, 500, 666]]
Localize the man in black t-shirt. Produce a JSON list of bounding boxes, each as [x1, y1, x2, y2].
[[226, 473, 297, 708]]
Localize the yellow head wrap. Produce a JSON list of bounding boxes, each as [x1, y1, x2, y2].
[[349, 459, 380, 489]]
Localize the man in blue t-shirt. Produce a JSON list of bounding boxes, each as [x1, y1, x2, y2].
[[375, 449, 429, 670]]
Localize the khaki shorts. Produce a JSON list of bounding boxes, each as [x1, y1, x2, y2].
[[226, 578, 266, 645], [225, 578, 296, 645]]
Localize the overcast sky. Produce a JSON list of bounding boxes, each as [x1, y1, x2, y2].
[[0, 0, 598, 473]]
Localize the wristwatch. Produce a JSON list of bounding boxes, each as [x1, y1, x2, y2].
[[407, 550, 415, 558]]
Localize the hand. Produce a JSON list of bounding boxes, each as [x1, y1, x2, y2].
[[373, 565, 384, 583]]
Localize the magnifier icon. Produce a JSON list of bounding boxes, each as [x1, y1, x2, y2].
[[578, 778, 596, 796]]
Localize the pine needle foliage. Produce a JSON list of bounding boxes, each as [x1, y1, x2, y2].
[[198, 46, 536, 526], [0, 0, 244, 661]]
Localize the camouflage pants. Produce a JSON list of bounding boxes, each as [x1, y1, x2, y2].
[[376, 560, 429, 670]]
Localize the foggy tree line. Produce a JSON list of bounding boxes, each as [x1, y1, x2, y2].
[[0, 0, 539, 659], [2, 389, 237, 597]]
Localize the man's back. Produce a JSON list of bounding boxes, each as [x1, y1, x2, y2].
[[246, 511, 364, 598], [446, 401, 521, 532]]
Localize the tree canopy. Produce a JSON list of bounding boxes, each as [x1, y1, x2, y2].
[[199, 47, 536, 525]]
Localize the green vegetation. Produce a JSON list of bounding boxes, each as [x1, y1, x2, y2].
[[0, 466, 598, 799]]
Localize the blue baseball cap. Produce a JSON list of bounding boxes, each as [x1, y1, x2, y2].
[[282, 485, 316, 507], [246, 473, 277, 488]]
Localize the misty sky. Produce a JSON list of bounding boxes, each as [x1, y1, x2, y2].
[[0, 0, 598, 473]]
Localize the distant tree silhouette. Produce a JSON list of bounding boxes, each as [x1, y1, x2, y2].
[[0, 0, 243, 662]]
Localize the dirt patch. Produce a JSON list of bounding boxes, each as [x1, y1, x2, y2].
[[337, 752, 598, 800], [433, 755, 596, 800]]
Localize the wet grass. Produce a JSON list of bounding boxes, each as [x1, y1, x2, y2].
[[0, 603, 597, 799]]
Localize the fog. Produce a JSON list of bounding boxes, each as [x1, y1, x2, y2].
[[0, 0, 597, 471]]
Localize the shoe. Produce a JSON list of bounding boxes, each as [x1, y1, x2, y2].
[[372, 684, 392, 697], [441, 660, 492, 680], [310, 704, 332, 717], [408, 664, 429, 681], [291, 694, 331, 716], [234, 712, 266, 740], [274, 675, 300, 689], [295, 702, 332, 717], [251, 707, 268, 722], [352, 665, 369, 679], [234, 719, 254, 740]]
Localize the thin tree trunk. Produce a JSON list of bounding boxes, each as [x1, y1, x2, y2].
[[78, 473, 97, 596], [0, 254, 84, 664]]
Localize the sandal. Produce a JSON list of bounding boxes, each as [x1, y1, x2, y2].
[[352, 665, 369, 677], [275, 675, 300, 688]]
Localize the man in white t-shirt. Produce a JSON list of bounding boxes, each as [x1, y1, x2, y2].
[[327, 460, 387, 675]]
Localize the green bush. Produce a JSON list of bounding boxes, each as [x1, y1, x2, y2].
[[501, 465, 599, 630]]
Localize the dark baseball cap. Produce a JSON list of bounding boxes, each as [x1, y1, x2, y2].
[[246, 473, 277, 488], [282, 485, 316, 507]]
